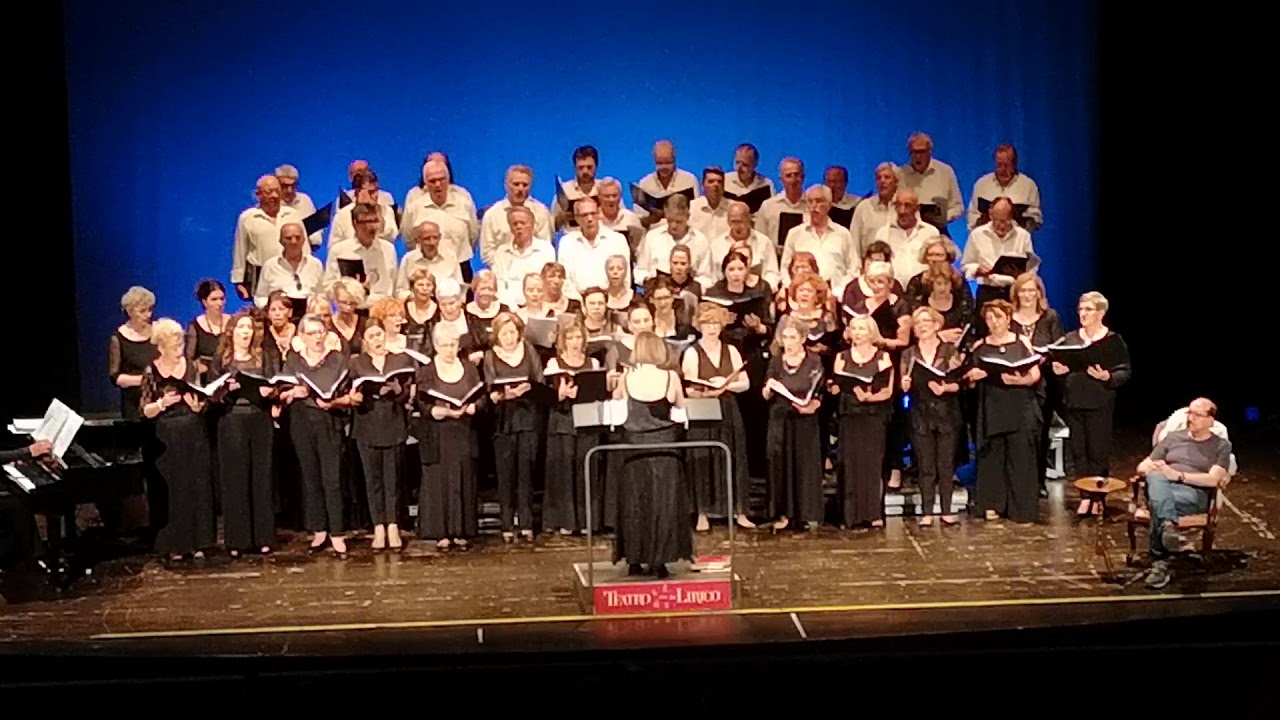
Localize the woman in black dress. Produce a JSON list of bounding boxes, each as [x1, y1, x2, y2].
[[465, 270, 508, 347], [109, 286, 158, 422], [434, 277, 488, 364], [1049, 290, 1132, 517], [613, 331, 693, 578], [900, 306, 965, 526], [681, 301, 753, 532], [402, 268, 438, 352], [831, 315, 895, 529], [415, 324, 483, 550], [329, 278, 367, 356], [1009, 273, 1065, 496], [915, 266, 972, 345], [904, 237, 973, 321], [542, 318, 603, 535], [784, 271, 840, 473], [579, 286, 621, 365], [349, 322, 415, 551], [139, 318, 215, 561], [763, 315, 825, 532], [603, 254, 635, 327], [541, 262, 582, 317], [281, 314, 357, 556], [211, 310, 278, 556], [964, 300, 1043, 524], [484, 312, 544, 542], [665, 244, 703, 308], [261, 291, 304, 530], [185, 279, 231, 382]]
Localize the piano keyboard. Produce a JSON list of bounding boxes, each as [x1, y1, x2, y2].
[[3, 463, 36, 493]]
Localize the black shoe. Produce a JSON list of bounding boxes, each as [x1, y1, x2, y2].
[[1160, 522, 1187, 553], [654, 565, 670, 579], [627, 563, 643, 576]]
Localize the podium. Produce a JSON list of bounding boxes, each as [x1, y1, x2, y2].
[[571, 400, 739, 615]]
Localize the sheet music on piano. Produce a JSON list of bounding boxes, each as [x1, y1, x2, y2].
[[17, 398, 86, 461]]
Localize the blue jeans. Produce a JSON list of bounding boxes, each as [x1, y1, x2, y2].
[[1146, 472, 1210, 559]]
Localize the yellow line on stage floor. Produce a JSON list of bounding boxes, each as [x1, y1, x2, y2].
[[90, 588, 1280, 641]]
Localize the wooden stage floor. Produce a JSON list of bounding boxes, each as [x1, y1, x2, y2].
[[2, 431, 1278, 657]]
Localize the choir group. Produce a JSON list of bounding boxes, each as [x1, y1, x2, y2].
[[103, 136, 1134, 578]]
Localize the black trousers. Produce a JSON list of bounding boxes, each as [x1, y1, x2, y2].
[[357, 441, 402, 526], [291, 406, 345, 534], [218, 408, 275, 550], [913, 414, 959, 515], [494, 430, 538, 532], [0, 494, 37, 570], [1065, 405, 1114, 479], [976, 430, 1039, 523]]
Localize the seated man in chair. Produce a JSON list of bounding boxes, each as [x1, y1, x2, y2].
[[1136, 397, 1232, 589]]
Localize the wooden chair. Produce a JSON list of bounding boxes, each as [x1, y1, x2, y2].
[[1124, 412, 1234, 566]]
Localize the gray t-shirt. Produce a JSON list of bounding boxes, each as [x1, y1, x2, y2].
[[1150, 429, 1232, 475]]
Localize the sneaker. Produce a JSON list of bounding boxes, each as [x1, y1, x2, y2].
[[1144, 560, 1172, 589], [1159, 522, 1186, 555]]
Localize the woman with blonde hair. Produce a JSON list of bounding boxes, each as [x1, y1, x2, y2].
[[830, 315, 895, 528], [900, 306, 965, 526], [542, 318, 603, 535], [329, 278, 367, 355], [1010, 272, 1064, 493], [613, 331, 691, 578], [682, 301, 753, 531], [763, 315, 825, 532], [109, 286, 159, 421], [140, 318, 215, 561], [402, 268, 438, 351]]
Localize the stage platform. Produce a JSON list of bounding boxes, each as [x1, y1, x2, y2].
[[1, 434, 1277, 660]]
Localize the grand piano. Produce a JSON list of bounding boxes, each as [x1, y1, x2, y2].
[[2, 413, 148, 590]]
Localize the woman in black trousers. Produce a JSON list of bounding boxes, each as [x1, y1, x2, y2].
[[901, 306, 964, 525], [210, 309, 276, 556], [831, 316, 895, 529], [1009, 273, 1064, 492], [282, 314, 356, 557], [484, 312, 544, 543], [1049, 290, 1132, 517], [349, 322, 414, 551]]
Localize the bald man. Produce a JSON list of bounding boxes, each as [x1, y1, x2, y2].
[[396, 220, 463, 297], [400, 158, 479, 281], [231, 174, 308, 300], [897, 132, 964, 236], [632, 139, 700, 230], [961, 196, 1038, 307], [1137, 397, 1232, 589], [253, 222, 325, 308], [709, 200, 780, 287]]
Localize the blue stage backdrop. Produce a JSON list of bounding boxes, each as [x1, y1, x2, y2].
[[65, 0, 1097, 413]]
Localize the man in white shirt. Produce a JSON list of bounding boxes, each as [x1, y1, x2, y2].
[[851, 162, 898, 258], [400, 158, 478, 278], [898, 133, 964, 237], [689, 167, 731, 243], [596, 178, 643, 255], [329, 171, 398, 248], [962, 197, 1039, 308], [636, 194, 711, 286], [781, 185, 858, 295], [824, 165, 860, 230], [324, 203, 399, 308], [254, 222, 326, 307], [479, 164, 552, 266], [552, 146, 600, 232], [872, 189, 942, 287], [967, 144, 1044, 232], [755, 157, 807, 252], [634, 139, 700, 230], [403, 151, 478, 217], [396, 221, 464, 298], [557, 197, 631, 297], [276, 164, 323, 248], [492, 205, 557, 308], [709, 201, 780, 288], [342, 160, 396, 207], [231, 175, 306, 300], [724, 143, 775, 207]]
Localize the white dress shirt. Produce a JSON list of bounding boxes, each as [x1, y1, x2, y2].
[[285, 192, 323, 248], [552, 179, 599, 223], [829, 192, 861, 229], [708, 229, 781, 288], [324, 238, 399, 307], [851, 195, 895, 258], [395, 250, 464, 298], [633, 169, 700, 224], [328, 202, 399, 248], [491, 239, 557, 308], [599, 207, 644, 250], [724, 172, 775, 198], [897, 159, 964, 227], [479, 198, 552, 266], [404, 184, 476, 218], [967, 172, 1044, 231], [400, 193, 479, 258], [961, 222, 1039, 287], [754, 192, 807, 249], [635, 227, 712, 286], [230, 204, 307, 285], [873, 220, 941, 287], [341, 188, 396, 207], [254, 253, 326, 307], [556, 228, 631, 297], [689, 196, 731, 244], [780, 221, 858, 295]]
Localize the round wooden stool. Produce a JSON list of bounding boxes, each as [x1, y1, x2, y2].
[[1074, 476, 1128, 580]]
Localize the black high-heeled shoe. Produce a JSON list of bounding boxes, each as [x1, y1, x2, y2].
[[654, 565, 670, 579], [627, 563, 644, 576]]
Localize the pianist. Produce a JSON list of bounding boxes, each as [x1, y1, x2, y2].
[[0, 440, 53, 573], [1, 439, 53, 465]]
